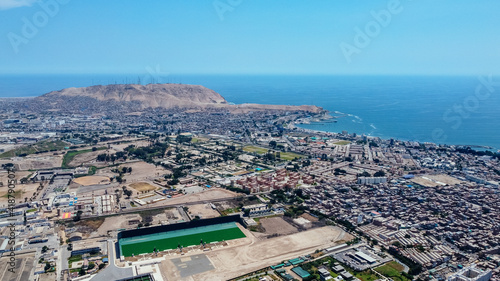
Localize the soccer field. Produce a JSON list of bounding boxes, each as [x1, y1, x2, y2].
[[119, 222, 246, 257]]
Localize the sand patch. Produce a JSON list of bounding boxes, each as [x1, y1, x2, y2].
[[129, 182, 157, 192], [74, 176, 110, 186]]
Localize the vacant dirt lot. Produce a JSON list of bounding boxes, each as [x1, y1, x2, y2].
[[260, 216, 297, 236], [94, 214, 141, 236], [149, 188, 238, 207], [427, 174, 463, 185], [130, 182, 157, 192], [68, 150, 103, 167], [109, 140, 150, 151], [187, 203, 220, 219], [97, 161, 167, 182], [163, 225, 351, 281], [74, 176, 110, 186], [0, 155, 63, 170], [300, 213, 319, 222], [411, 174, 463, 187], [0, 171, 38, 207], [165, 208, 182, 221]]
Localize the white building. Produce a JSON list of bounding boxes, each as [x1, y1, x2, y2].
[[447, 266, 492, 281]]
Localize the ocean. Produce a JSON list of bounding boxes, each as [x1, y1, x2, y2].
[[0, 74, 499, 150]]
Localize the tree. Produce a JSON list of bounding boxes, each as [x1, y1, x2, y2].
[[359, 171, 371, 177], [168, 179, 179, 185], [44, 262, 51, 272], [176, 153, 183, 161], [243, 209, 251, 217], [374, 170, 386, 177], [392, 241, 402, 248], [123, 189, 132, 198], [269, 140, 277, 148], [116, 176, 124, 183], [79, 268, 86, 276], [176, 135, 192, 143], [294, 189, 304, 198], [73, 210, 83, 222], [99, 263, 106, 270], [97, 153, 107, 162], [88, 262, 95, 270]]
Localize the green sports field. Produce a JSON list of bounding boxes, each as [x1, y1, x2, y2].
[[119, 222, 246, 257]]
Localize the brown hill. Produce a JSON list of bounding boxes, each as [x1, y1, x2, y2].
[[37, 83, 227, 109], [31, 83, 323, 113]]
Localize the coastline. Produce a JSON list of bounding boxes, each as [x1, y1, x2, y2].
[[292, 113, 498, 151]]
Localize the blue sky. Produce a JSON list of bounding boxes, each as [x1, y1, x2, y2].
[[1, 0, 499, 75]]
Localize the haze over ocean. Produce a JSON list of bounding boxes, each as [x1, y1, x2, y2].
[[1, 74, 498, 150]]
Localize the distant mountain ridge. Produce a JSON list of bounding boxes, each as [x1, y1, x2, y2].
[[28, 83, 323, 114]]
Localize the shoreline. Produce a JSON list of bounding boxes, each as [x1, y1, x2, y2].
[[292, 114, 498, 151]]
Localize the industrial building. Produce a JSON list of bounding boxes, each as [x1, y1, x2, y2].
[[354, 251, 376, 264], [357, 177, 388, 185], [447, 266, 492, 281]]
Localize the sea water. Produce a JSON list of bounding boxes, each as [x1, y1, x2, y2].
[[1, 74, 498, 149]]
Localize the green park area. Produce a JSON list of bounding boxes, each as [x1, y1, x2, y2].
[[278, 151, 303, 161], [119, 222, 246, 257], [243, 145, 303, 161], [374, 261, 410, 281], [243, 145, 268, 154], [61, 147, 106, 168], [334, 141, 350, 145]]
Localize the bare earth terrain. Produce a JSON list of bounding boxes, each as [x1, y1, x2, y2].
[[0, 170, 36, 207], [412, 174, 464, 187], [149, 188, 238, 207], [73, 176, 110, 186], [0, 154, 63, 170], [129, 182, 158, 193], [94, 214, 142, 236], [109, 140, 150, 151], [260, 216, 298, 236], [96, 161, 167, 182], [162, 225, 352, 281], [187, 203, 220, 219], [68, 150, 106, 167]]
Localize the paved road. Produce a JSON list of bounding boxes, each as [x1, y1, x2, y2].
[[60, 193, 261, 222], [89, 240, 133, 281], [177, 206, 191, 222], [58, 244, 71, 281]]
